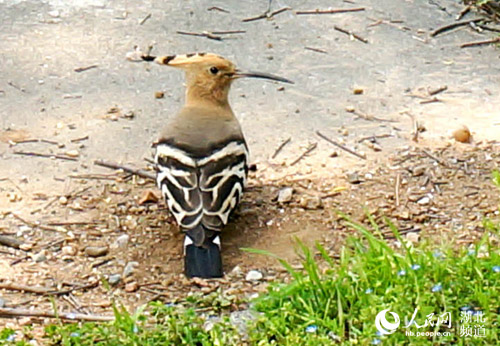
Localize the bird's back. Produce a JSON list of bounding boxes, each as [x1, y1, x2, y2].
[[155, 105, 248, 248]]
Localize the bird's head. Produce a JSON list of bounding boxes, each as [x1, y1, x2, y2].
[[143, 52, 292, 107]]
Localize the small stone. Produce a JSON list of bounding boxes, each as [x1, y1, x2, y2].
[[406, 232, 420, 244], [59, 196, 68, 205], [32, 251, 47, 263], [347, 172, 362, 184], [345, 106, 355, 113], [138, 190, 159, 205], [112, 234, 129, 249], [353, 88, 364, 95], [122, 111, 135, 119], [48, 10, 60, 18], [108, 274, 121, 286], [123, 261, 139, 277], [0, 297, 5, 308], [299, 196, 323, 210], [65, 150, 79, 158], [330, 151, 338, 158], [85, 246, 109, 257], [277, 187, 294, 203], [125, 282, 139, 292], [154, 91, 164, 99], [411, 165, 426, 177], [339, 127, 349, 136], [231, 265, 242, 276], [453, 125, 471, 143], [246, 270, 263, 281], [417, 196, 430, 205], [62, 245, 77, 256]]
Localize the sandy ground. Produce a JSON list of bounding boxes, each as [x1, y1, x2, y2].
[[0, 0, 499, 337]]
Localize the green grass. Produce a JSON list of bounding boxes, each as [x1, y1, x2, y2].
[[3, 174, 500, 345]]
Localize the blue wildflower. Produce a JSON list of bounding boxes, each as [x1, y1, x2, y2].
[[411, 264, 421, 270], [397, 270, 406, 276], [70, 332, 80, 338], [6, 334, 15, 342], [431, 283, 442, 292], [133, 324, 139, 333], [492, 265, 500, 273], [305, 325, 318, 333], [365, 288, 373, 294], [66, 312, 76, 320], [467, 249, 476, 256], [433, 251, 443, 258], [371, 339, 382, 345]]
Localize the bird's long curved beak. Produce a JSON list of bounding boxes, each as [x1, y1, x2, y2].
[[233, 71, 294, 84]]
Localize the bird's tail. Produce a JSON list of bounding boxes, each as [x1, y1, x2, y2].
[[184, 234, 222, 278]]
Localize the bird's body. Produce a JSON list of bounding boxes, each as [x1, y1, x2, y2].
[[144, 52, 291, 278]]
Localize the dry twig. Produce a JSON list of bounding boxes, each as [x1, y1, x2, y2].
[[13, 151, 77, 162], [272, 137, 291, 159], [316, 131, 366, 160], [460, 37, 500, 48], [296, 8, 365, 15], [430, 18, 485, 37], [334, 25, 368, 43], [242, 7, 290, 22], [94, 159, 155, 180], [290, 143, 317, 166], [0, 307, 114, 322]]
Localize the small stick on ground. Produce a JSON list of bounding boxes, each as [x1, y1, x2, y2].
[[71, 135, 89, 143], [460, 37, 500, 48], [13, 151, 77, 162], [176, 31, 222, 41], [74, 65, 98, 73], [395, 173, 401, 207], [430, 18, 485, 37], [357, 134, 393, 143], [290, 143, 317, 166], [0, 235, 24, 249], [334, 25, 368, 43], [0, 307, 114, 322], [456, 5, 471, 21], [0, 283, 52, 294], [10, 213, 61, 232], [296, 7, 365, 15], [316, 131, 366, 160], [420, 97, 441, 104], [139, 13, 151, 25], [94, 160, 155, 180], [208, 6, 229, 13], [428, 85, 448, 96], [47, 281, 99, 296], [242, 7, 290, 22], [272, 137, 291, 159], [305, 46, 327, 54], [422, 149, 450, 168]]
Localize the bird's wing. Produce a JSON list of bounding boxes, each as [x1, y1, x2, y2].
[[155, 141, 248, 246]]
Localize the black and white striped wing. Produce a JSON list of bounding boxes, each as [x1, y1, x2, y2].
[[155, 144, 203, 230], [155, 141, 248, 235], [198, 141, 248, 231]]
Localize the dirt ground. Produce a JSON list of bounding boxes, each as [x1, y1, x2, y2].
[[0, 0, 499, 336]]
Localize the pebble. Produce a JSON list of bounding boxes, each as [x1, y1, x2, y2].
[[108, 274, 121, 286], [123, 261, 139, 277], [155, 91, 165, 99], [125, 282, 139, 292], [62, 245, 77, 256], [417, 196, 431, 205], [32, 251, 47, 263], [0, 297, 6, 308], [245, 270, 263, 281], [84, 246, 109, 257], [65, 150, 79, 158], [299, 195, 322, 210], [347, 172, 362, 184], [277, 187, 294, 203], [59, 196, 68, 205], [112, 234, 130, 249], [138, 190, 159, 205]]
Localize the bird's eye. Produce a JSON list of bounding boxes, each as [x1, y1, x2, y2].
[[209, 66, 219, 75]]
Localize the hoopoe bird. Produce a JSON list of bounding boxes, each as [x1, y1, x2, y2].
[[142, 52, 292, 278]]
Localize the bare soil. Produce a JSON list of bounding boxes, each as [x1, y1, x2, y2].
[[0, 0, 499, 337]]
